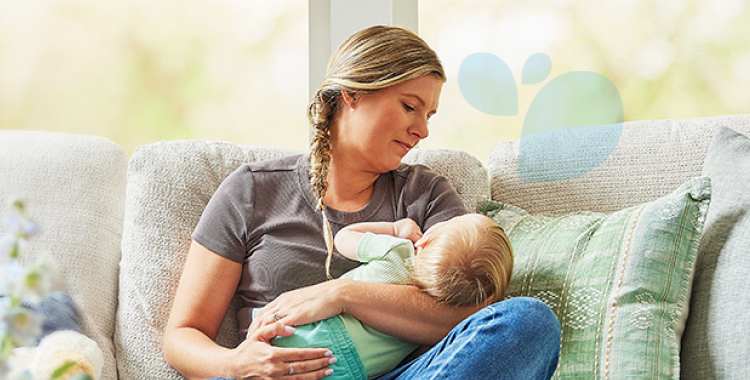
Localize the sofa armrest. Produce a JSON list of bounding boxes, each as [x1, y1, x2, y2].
[[116, 140, 301, 380], [0, 130, 127, 380], [403, 148, 489, 213]]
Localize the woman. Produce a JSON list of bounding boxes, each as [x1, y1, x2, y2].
[[163, 25, 561, 380]]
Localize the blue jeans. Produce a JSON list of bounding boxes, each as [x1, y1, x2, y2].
[[378, 297, 560, 379], [209, 297, 561, 380]]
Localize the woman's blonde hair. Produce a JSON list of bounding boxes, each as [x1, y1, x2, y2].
[[409, 214, 514, 306], [308, 25, 445, 279]]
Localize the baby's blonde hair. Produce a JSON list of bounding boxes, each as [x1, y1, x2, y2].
[[308, 25, 445, 279], [409, 214, 514, 306]]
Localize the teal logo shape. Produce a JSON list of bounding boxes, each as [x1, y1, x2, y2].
[[521, 53, 551, 85], [459, 53, 624, 182], [458, 53, 518, 116]]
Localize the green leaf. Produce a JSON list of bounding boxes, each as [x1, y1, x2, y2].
[[51, 361, 77, 379], [1, 336, 14, 359]]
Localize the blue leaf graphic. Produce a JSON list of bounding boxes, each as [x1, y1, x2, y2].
[[519, 71, 624, 182], [522, 53, 552, 85], [458, 53, 518, 116]]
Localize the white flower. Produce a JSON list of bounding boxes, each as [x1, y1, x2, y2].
[[20, 220, 39, 239], [2, 200, 40, 240], [0, 235, 16, 263], [0, 312, 7, 331], [0, 261, 22, 296], [0, 301, 43, 348], [14, 258, 56, 305], [9, 369, 34, 380], [0, 198, 56, 376], [2, 213, 23, 234]]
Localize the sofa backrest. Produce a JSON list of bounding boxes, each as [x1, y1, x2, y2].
[[488, 114, 750, 214], [487, 114, 750, 379], [115, 140, 488, 379], [0, 131, 127, 380], [402, 147, 489, 212], [116, 141, 299, 380]]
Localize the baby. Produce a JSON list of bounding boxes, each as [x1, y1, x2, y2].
[[268, 213, 514, 380]]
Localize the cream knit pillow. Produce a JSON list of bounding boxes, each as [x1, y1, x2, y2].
[[0, 131, 127, 380]]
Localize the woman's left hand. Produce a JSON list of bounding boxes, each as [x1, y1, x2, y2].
[[248, 279, 353, 335]]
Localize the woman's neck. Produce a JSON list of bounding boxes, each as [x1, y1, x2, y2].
[[323, 159, 379, 212]]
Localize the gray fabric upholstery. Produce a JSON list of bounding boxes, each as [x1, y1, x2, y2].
[[489, 114, 750, 214], [116, 141, 300, 380], [403, 148, 489, 212], [680, 127, 750, 379], [487, 115, 750, 379], [4, 115, 748, 379], [0, 131, 127, 380]]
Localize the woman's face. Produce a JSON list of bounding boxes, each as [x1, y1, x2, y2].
[[332, 75, 443, 173]]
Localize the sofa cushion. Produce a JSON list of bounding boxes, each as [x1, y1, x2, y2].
[[116, 141, 299, 380], [681, 127, 750, 379], [0, 131, 127, 380], [488, 114, 750, 214], [481, 177, 710, 379], [402, 148, 489, 212], [116, 141, 487, 379]]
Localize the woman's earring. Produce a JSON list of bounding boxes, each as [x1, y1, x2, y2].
[[344, 91, 357, 108]]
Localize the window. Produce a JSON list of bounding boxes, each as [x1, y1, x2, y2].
[[419, 0, 750, 163], [5, 1, 748, 162], [0, 0, 310, 154]]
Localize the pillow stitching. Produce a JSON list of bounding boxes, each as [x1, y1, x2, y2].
[[595, 215, 629, 379], [515, 215, 539, 295], [605, 203, 645, 379], [525, 215, 559, 295], [673, 196, 709, 376], [557, 217, 601, 378]]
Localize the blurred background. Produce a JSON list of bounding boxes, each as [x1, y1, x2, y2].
[[1, 0, 749, 163]]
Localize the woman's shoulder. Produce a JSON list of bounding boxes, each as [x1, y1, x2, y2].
[[388, 162, 457, 200], [386, 162, 466, 229], [219, 154, 305, 189], [242, 153, 305, 173], [391, 162, 446, 185]]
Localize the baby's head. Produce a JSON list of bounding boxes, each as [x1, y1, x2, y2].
[[410, 214, 513, 306]]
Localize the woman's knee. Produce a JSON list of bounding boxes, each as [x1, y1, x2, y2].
[[438, 297, 560, 378], [485, 296, 561, 348]]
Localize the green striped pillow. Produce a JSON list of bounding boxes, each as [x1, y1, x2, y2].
[[480, 177, 710, 380]]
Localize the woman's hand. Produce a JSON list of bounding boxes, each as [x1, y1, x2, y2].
[[250, 279, 351, 332], [231, 320, 336, 379], [164, 241, 336, 380]]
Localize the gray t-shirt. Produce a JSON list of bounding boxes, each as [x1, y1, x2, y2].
[[192, 154, 466, 334]]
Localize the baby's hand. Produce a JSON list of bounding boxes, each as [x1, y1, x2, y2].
[[393, 218, 423, 243]]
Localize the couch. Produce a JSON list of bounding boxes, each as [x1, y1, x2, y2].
[[0, 113, 747, 380]]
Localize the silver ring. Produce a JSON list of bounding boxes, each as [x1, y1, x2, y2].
[[288, 363, 295, 375], [273, 313, 280, 321]]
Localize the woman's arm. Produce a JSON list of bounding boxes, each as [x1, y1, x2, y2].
[[258, 279, 480, 347], [343, 281, 481, 345], [163, 241, 240, 378], [163, 241, 334, 380]]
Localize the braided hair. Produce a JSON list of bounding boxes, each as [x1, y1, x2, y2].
[[307, 26, 445, 279]]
